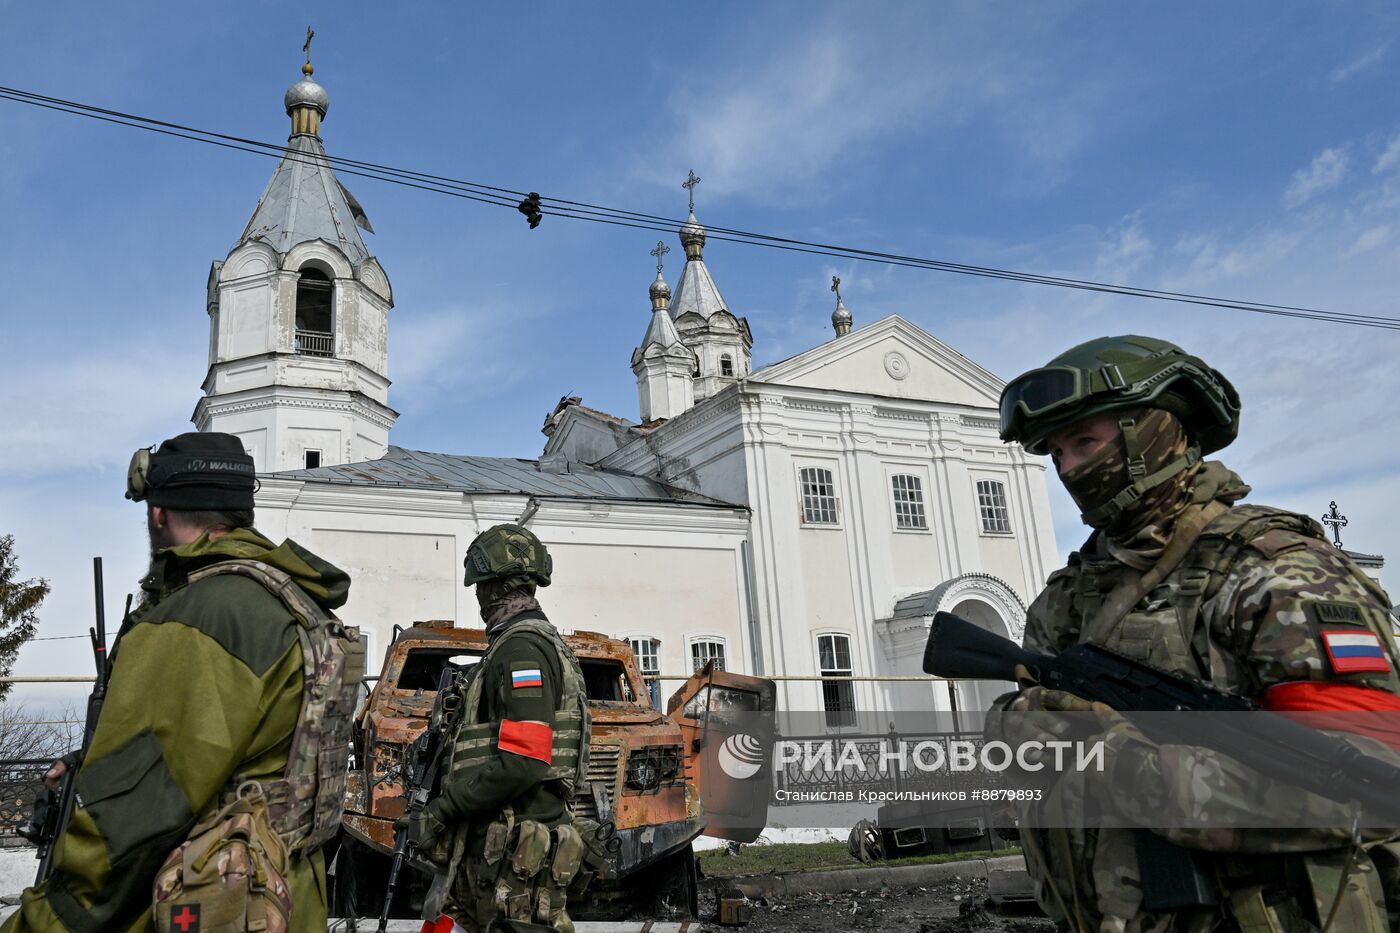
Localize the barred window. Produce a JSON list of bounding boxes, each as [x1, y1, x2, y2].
[[976, 480, 1012, 533], [629, 637, 661, 708], [891, 474, 927, 530], [720, 354, 734, 377], [818, 634, 856, 728], [799, 467, 839, 525], [691, 639, 727, 672]]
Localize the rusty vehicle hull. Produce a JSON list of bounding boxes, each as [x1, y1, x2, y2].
[[336, 620, 773, 919]]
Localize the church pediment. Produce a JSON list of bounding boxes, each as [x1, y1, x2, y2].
[[748, 315, 1003, 407]]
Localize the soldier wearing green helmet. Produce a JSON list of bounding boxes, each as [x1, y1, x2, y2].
[[996, 336, 1400, 931], [409, 524, 591, 933]]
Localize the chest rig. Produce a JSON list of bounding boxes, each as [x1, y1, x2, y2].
[[186, 560, 365, 856], [1053, 505, 1343, 684], [444, 619, 590, 801]]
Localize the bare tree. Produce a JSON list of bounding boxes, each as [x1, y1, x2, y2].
[[0, 702, 79, 837], [0, 702, 81, 762], [0, 534, 49, 702]]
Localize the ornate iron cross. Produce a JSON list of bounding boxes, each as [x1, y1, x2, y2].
[[831, 275, 842, 303], [1321, 500, 1348, 549], [682, 170, 701, 213], [303, 26, 315, 65], [650, 240, 670, 274]]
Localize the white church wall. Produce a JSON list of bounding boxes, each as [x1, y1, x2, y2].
[[545, 541, 746, 676], [253, 479, 751, 680]]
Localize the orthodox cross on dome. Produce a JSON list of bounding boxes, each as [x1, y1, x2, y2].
[[303, 26, 315, 68], [831, 275, 842, 303], [1321, 500, 1348, 549], [650, 240, 670, 274], [682, 170, 701, 213]]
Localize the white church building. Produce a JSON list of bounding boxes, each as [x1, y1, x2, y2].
[[198, 62, 1061, 717]]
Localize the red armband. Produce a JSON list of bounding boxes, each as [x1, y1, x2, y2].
[[498, 719, 553, 764], [1263, 681, 1400, 752]]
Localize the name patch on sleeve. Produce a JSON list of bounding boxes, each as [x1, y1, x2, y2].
[[511, 668, 544, 689], [1320, 630, 1392, 674]]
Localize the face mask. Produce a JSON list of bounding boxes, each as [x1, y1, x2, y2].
[[1058, 408, 1194, 534]]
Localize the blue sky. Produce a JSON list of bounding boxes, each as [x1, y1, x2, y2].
[[4, 2, 1400, 691]]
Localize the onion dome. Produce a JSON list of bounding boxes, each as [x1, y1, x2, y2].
[[650, 269, 672, 307], [285, 62, 329, 137], [831, 276, 853, 336], [679, 210, 706, 260]]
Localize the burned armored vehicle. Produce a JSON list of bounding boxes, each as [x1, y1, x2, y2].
[[334, 620, 775, 919]]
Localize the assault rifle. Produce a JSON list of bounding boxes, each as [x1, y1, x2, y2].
[[18, 558, 119, 884], [378, 663, 464, 933], [923, 610, 1400, 821], [923, 610, 1400, 908]]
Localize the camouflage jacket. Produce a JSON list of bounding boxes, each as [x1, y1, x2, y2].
[[1016, 473, 1400, 932], [1, 529, 350, 933]]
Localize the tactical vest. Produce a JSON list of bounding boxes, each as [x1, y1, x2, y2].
[[1043, 504, 1400, 931], [445, 619, 590, 802], [187, 560, 365, 855], [1060, 504, 1399, 691]]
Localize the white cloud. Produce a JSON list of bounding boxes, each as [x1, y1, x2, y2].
[[1349, 226, 1389, 254], [648, 7, 1103, 205], [0, 347, 196, 480], [1374, 133, 1400, 174], [1284, 147, 1349, 207], [1331, 44, 1389, 84], [390, 302, 535, 406]]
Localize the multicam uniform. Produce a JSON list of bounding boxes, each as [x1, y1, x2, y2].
[[2, 528, 358, 933], [1019, 469, 1400, 931], [996, 336, 1400, 932]]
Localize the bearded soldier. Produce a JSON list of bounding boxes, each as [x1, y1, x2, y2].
[[996, 336, 1400, 932], [408, 524, 590, 933], [3, 432, 362, 933]]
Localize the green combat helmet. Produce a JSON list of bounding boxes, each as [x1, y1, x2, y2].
[[999, 335, 1240, 457], [463, 523, 553, 587]]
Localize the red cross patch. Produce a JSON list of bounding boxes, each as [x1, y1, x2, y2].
[[170, 903, 201, 933]]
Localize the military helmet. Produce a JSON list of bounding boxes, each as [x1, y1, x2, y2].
[[999, 335, 1240, 456], [463, 523, 553, 588]]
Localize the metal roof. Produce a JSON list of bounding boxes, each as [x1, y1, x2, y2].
[[239, 134, 372, 263], [270, 446, 734, 505], [670, 256, 730, 322]]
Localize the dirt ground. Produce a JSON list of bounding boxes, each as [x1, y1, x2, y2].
[[694, 875, 1057, 933]]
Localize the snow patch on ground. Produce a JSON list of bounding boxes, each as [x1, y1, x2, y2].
[[693, 827, 847, 851], [0, 845, 35, 921]]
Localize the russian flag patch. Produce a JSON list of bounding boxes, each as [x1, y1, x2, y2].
[[512, 668, 544, 689], [1320, 630, 1392, 674]]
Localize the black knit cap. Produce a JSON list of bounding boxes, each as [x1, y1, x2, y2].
[[144, 432, 257, 510]]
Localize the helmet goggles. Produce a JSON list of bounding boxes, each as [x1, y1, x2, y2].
[[999, 357, 1212, 450]]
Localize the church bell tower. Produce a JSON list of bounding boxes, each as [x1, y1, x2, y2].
[[193, 47, 397, 472]]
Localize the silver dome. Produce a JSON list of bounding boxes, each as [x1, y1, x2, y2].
[[650, 270, 672, 300], [679, 210, 706, 247], [285, 76, 330, 116]]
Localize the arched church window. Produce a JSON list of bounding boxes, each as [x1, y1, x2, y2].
[[294, 267, 334, 357], [720, 354, 734, 377]]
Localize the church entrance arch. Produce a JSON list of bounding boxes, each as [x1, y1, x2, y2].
[[946, 596, 1013, 722]]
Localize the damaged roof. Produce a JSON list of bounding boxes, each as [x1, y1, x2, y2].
[[270, 445, 735, 505], [239, 134, 373, 263]]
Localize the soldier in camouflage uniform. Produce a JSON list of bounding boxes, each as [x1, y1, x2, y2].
[[997, 336, 1400, 932], [3, 432, 359, 933], [407, 524, 590, 933]]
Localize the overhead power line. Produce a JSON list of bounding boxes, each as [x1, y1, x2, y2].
[[2, 84, 1397, 331]]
